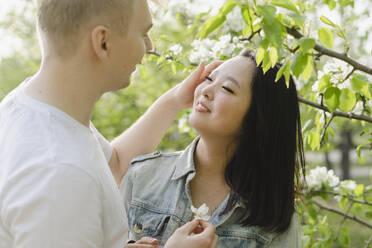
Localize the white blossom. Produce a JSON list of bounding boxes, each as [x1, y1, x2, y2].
[[322, 59, 353, 84], [336, 180, 357, 194], [169, 44, 183, 56], [306, 166, 340, 190], [191, 203, 210, 221], [226, 7, 244, 33]]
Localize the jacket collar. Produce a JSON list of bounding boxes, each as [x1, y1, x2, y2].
[[171, 137, 200, 181]]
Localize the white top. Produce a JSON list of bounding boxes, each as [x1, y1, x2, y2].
[[0, 81, 128, 248]]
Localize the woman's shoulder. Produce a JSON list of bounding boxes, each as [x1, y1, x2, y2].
[[128, 150, 184, 176], [266, 212, 301, 247]]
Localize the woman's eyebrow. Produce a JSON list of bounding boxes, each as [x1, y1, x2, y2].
[[225, 76, 241, 88], [209, 70, 241, 88]]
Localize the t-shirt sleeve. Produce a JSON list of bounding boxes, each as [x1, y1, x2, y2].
[[90, 123, 113, 162], [1, 164, 104, 248]]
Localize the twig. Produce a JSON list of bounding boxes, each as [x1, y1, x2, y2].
[[320, 113, 335, 145], [334, 202, 354, 242], [239, 29, 261, 42], [365, 233, 372, 248], [342, 68, 356, 83], [311, 189, 372, 207], [312, 199, 372, 229], [299, 97, 372, 123], [286, 27, 372, 77]]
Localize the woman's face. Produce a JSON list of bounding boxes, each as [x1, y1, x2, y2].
[[190, 56, 256, 138]]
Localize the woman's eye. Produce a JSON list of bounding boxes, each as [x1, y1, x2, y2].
[[222, 86, 234, 94], [206, 76, 213, 82]]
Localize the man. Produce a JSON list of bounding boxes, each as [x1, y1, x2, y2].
[[0, 0, 220, 247]]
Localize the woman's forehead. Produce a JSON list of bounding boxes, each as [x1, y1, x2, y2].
[[212, 56, 255, 86]]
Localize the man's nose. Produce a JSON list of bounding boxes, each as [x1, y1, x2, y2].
[[146, 36, 153, 52]]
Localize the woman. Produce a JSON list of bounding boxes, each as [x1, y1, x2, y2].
[[122, 49, 305, 247]]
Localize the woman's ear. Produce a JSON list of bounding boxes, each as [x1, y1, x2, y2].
[[91, 25, 111, 60]]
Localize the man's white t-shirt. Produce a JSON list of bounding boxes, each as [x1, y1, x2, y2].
[[0, 81, 128, 247]]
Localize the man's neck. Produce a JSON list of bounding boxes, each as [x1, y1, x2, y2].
[[24, 58, 103, 127]]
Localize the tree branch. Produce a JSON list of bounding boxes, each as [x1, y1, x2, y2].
[[286, 27, 372, 77], [312, 189, 372, 207], [299, 97, 372, 123], [320, 113, 335, 145], [312, 199, 372, 229]]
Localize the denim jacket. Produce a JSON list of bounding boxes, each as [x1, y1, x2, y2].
[[121, 138, 301, 247]]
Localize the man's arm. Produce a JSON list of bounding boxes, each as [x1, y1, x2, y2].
[[2, 164, 104, 247], [109, 61, 222, 186]]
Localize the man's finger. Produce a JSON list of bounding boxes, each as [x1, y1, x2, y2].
[[125, 244, 157, 248], [195, 220, 216, 238], [211, 234, 219, 248], [178, 219, 202, 235], [135, 237, 158, 245]]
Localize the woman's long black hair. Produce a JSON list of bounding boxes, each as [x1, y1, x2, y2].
[[221, 49, 306, 233]]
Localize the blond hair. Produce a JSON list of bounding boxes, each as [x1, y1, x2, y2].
[[36, 0, 133, 56]]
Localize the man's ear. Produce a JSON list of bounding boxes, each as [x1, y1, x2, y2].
[[91, 25, 111, 60]]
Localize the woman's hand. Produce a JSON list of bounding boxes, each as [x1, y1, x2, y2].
[[124, 237, 158, 248], [170, 61, 223, 110], [164, 219, 219, 248]]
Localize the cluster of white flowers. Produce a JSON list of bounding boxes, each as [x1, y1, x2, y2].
[[191, 203, 210, 221], [167, 0, 223, 17], [312, 59, 353, 93], [189, 34, 244, 64], [169, 44, 183, 56], [225, 7, 245, 33], [306, 166, 340, 190]]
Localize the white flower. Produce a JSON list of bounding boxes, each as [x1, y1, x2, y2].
[[169, 44, 183, 56], [226, 7, 244, 32], [322, 59, 352, 84], [306, 166, 340, 190], [336, 180, 357, 194], [191, 203, 210, 221]]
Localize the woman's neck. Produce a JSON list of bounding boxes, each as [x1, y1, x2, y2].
[[194, 135, 236, 180]]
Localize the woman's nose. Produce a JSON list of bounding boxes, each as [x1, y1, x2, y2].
[[200, 84, 214, 100]]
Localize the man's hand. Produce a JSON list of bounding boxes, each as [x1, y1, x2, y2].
[[170, 61, 223, 110], [164, 219, 219, 248], [124, 237, 158, 248]]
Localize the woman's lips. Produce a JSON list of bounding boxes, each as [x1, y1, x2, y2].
[[195, 101, 211, 113]]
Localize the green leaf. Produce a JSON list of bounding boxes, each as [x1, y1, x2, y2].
[[241, 6, 252, 25], [299, 38, 316, 53], [351, 74, 372, 99], [301, 56, 313, 81], [318, 28, 334, 48], [339, 88, 356, 112], [276, 60, 291, 87], [200, 14, 226, 38], [338, 227, 350, 246], [318, 74, 332, 92], [271, 0, 299, 13], [324, 87, 340, 112], [269, 47, 278, 68], [262, 51, 272, 74], [356, 145, 363, 158], [291, 52, 308, 78], [220, 0, 238, 16], [320, 16, 337, 28], [366, 211, 372, 220], [257, 5, 283, 47], [308, 131, 320, 150], [354, 184, 364, 197], [256, 47, 266, 65], [323, 0, 337, 9]]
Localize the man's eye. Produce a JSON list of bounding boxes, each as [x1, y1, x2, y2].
[[222, 86, 234, 94]]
